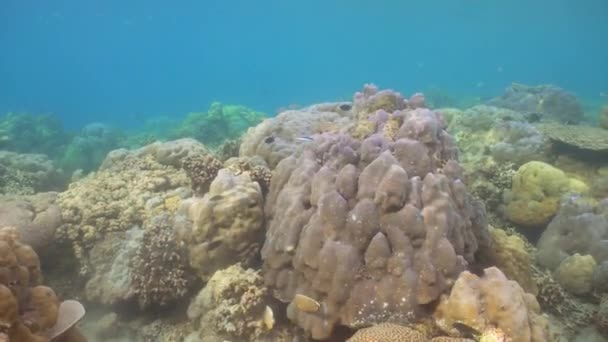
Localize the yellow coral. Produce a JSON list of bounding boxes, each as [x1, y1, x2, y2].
[[554, 253, 597, 295], [503, 161, 589, 227], [483, 227, 538, 295], [163, 196, 182, 213]]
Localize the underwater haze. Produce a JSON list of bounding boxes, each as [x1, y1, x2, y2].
[[1, 0, 607, 129]]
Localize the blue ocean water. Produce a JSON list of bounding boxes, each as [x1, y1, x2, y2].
[[1, 0, 607, 129]]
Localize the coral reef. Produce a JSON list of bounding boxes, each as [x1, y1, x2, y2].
[[0, 112, 69, 158], [57, 139, 197, 275], [173, 102, 267, 147], [262, 93, 489, 339], [536, 197, 608, 271], [553, 253, 597, 295], [58, 122, 123, 173], [0, 226, 85, 341], [443, 105, 548, 211], [538, 121, 608, 152], [182, 153, 223, 196], [502, 161, 589, 227], [0, 192, 62, 253], [478, 226, 538, 295], [223, 156, 273, 196], [433, 267, 550, 342], [175, 169, 265, 282], [487, 83, 584, 124], [129, 214, 197, 309], [186, 264, 278, 341], [0, 152, 67, 195], [239, 102, 354, 168]]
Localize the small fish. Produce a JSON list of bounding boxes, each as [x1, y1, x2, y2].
[[601, 92, 607, 98], [295, 136, 314, 142]]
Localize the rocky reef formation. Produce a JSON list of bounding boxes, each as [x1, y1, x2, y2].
[[174, 102, 267, 148], [261, 89, 490, 339], [0, 152, 67, 195], [239, 102, 354, 168], [487, 83, 584, 124]]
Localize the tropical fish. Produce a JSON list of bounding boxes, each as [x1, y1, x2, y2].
[[295, 136, 314, 142]]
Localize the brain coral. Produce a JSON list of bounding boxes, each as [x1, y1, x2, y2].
[[502, 161, 589, 227], [261, 104, 489, 339], [433, 267, 550, 342]]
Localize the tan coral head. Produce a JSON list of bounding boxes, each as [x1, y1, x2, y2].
[[46, 300, 86, 340]]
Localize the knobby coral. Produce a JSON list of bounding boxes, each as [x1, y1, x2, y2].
[[262, 88, 489, 339]]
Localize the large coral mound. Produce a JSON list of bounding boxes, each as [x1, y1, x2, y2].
[[262, 100, 488, 339], [503, 161, 589, 227], [434, 267, 550, 342], [0, 226, 85, 341], [57, 139, 198, 274]]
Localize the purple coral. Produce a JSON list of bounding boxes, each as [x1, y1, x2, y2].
[[261, 104, 488, 339]]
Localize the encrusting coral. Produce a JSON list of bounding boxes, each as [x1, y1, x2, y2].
[[0, 226, 86, 341], [261, 86, 490, 339]]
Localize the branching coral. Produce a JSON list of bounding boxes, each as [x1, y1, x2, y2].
[[182, 153, 223, 196], [130, 214, 197, 309]]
